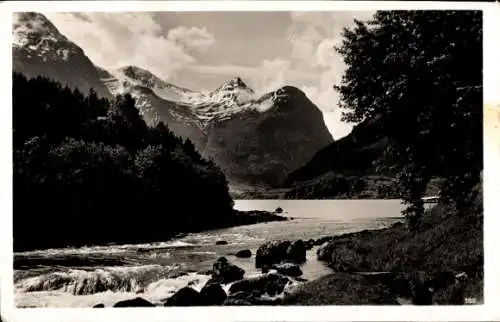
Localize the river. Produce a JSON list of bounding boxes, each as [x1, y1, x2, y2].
[[13, 199, 405, 307]]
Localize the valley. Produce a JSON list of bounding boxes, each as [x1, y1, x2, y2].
[[9, 9, 484, 309]]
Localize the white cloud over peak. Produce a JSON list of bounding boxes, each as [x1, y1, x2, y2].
[[45, 12, 215, 80], [256, 59, 291, 94]]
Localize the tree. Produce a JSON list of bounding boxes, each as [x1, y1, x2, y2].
[[335, 11, 482, 224], [12, 72, 235, 251]]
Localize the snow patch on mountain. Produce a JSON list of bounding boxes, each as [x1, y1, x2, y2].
[[209, 77, 255, 103], [98, 64, 305, 127], [13, 12, 79, 62], [103, 65, 206, 104]]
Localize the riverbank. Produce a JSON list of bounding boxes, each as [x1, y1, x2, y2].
[[282, 200, 483, 305]]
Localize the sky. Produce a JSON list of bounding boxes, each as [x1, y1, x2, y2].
[[45, 11, 375, 139]]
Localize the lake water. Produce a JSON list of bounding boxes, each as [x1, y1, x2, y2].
[[13, 199, 405, 308]]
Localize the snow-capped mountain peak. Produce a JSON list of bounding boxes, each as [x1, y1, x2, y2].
[[118, 65, 165, 89], [12, 12, 113, 99], [216, 76, 251, 91], [208, 76, 255, 105], [13, 12, 80, 62]]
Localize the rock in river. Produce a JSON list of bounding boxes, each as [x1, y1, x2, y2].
[[255, 239, 307, 268], [235, 249, 252, 258], [287, 240, 306, 263], [212, 257, 245, 283], [255, 240, 291, 268], [199, 281, 227, 305], [164, 287, 201, 306]]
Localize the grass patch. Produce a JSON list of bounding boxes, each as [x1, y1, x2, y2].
[[320, 204, 482, 276]]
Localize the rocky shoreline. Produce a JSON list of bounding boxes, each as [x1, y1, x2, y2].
[[93, 236, 325, 307], [287, 202, 482, 305], [93, 201, 482, 307]]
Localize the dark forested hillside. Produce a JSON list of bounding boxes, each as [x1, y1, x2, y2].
[[283, 114, 388, 187], [13, 72, 235, 251]]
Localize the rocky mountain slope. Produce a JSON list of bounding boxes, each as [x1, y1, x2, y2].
[[12, 12, 112, 99], [13, 12, 334, 187]]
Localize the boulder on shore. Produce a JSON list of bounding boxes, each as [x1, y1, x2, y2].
[[93, 303, 105, 308], [212, 257, 245, 283], [113, 297, 155, 307], [235, 249, 252, 258], [255, 239, 306, 268], [216, 240, 228, 245], [199, 282, 227, 305], [164, 287, 201, 306]]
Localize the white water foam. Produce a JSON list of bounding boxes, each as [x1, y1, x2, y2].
[[14, 264, 181, 295], [15, 271, 212, 308]]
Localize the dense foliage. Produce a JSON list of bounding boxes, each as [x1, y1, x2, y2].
[[335, 11, 483, 222], [13, 72, 234, 251]]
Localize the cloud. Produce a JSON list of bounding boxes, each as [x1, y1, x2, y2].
[[284, 11, 374, 139], [315, 38, 341, 69], [257, 59, 291, 94], [45, 12, 215, 80], [167, 26, 215, 52]]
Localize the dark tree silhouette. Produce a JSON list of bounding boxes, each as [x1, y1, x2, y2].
[[334, 11, 482, 224], [13, 72, 235, 251]]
